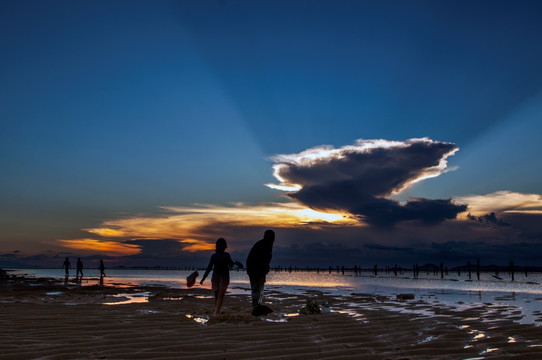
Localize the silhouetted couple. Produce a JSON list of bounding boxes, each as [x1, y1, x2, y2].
[[62, 257, 84, 279], [200, 229, 275, 316]]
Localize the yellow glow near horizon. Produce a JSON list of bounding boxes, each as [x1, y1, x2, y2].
[[59, 202, 361, 253], [57, 239, 141, 256]]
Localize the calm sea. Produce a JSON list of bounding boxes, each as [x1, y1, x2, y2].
[[9, 268, 542, 325]]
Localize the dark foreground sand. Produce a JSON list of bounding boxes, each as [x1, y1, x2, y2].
[[1, 275, 542, 359]]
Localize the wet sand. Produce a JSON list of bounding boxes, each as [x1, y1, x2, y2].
[[1, 275, 542, 359]]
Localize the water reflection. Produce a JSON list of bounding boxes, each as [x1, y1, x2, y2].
[[11, 268, 542, 326], [103, 292, 149, 305], [185, 314, 208, 325]]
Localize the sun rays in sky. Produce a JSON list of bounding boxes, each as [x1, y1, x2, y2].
[[2, 1, 542, 267]]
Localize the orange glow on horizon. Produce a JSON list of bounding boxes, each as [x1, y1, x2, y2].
[[78, 202, 360, 241], [180, 239, 215, 252], [57, 239, 141, 256], [56, 202, 361, 254]]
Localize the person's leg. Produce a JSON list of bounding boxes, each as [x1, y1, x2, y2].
[[257, 276, 266, 305], [250, 275, 265, 307], [215, 288, 226, 315], [215, 277, 229, 315], [249, 276, 258, 307]]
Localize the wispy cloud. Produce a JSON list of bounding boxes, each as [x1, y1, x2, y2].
[[457, 191, 542, 215], [267, 138, 465, 226]]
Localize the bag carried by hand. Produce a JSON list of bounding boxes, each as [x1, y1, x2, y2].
[[186, 271, 199, 288]]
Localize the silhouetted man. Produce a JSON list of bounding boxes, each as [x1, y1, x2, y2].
[[246, 229, 275, 308], [76, 257, 83, 278], [62, 257, 71, 277]]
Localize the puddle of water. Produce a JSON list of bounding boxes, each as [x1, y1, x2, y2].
[[481, 348, 499, 354], [139, 309, 160, 314], [418, 336, 437, 344], [263, 318, 288, 323], [185, 314, 209, 325], [284, 313, 299, 318], [46, 292, 63, 296], [103, 292, 150, 305], [507, 336, 516, 343], [331, 309, 366, 321], [469, 330, 486, 340], [163, 297, 183, 301]]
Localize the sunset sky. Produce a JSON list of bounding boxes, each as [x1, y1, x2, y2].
[[1, 0, 542, 269]]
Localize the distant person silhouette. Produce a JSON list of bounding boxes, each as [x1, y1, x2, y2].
[[62, 257, 71, 277], [99, 259, 106, 278], [246, 230, 275, 308], [200, 238, 243, 316], [76, 257, 84, 279]]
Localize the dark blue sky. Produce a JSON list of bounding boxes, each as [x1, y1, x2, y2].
[[1, 1, 542, 267]]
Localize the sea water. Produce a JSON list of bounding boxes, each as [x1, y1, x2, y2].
[[9, 268, 542, 325]]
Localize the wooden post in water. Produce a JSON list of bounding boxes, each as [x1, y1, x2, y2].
[[510, 261, 515, 281], [373, 264, 378, 276], [440, 262, 444, 279], [476, 258, 480, 281], [468, 261, 472, 280], [457, 266, 461, 276], [393, 264, 398, 276]]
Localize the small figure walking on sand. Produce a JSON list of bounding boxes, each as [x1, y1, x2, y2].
[[200, 238, 243, 316], [99, 259, 106, 278], [76, 257, 84, 280], [62, 257, 71, 277], [246, 230, 275, 315]]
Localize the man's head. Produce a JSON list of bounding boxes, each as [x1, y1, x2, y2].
[[263, 229, 275, 242]]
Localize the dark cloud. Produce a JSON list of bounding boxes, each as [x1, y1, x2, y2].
[[467, 212, 510, 226], [364, 244, 413, 252], [270, 138, 466, 226]]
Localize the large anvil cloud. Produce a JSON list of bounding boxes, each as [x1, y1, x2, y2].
[[267, 138, 467, 226]]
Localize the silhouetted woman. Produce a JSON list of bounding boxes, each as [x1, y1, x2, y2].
[[200, 238, 243, 316]]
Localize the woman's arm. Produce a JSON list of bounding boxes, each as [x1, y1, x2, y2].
[[200, 256, 214, 284]]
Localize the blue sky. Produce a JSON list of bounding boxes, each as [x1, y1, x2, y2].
[[1, 0, 542, 268]]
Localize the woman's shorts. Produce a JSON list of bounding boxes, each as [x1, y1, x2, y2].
[[211, 274, 230, 292]]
